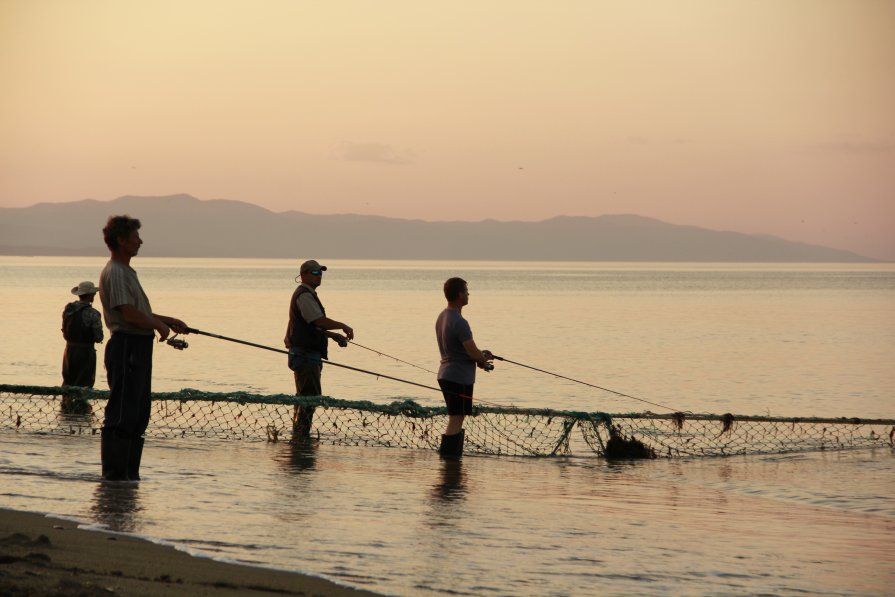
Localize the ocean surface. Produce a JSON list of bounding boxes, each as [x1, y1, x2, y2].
[[1, 257, 894, 596]]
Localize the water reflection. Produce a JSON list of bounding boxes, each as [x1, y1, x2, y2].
[[59, 392, 93, 417], [57, 395, 96, 435], [4, 429, 894, 597], [430, 458, 466, 502], [275, 439, 318, 474], [90, 480, 142, 533]]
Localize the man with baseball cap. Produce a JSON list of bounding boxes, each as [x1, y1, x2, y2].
[[61, 281, 104, 387], [285, 259, 354, 437]]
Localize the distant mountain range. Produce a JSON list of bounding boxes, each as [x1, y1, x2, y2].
[[0, 194, 877, 261]]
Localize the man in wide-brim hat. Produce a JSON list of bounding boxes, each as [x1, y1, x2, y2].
[[61, 281, 104, 387]]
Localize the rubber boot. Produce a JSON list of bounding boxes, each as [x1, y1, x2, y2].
[[293, 406, 316, 439], [439, 430, 465, 459], [438, 433, 453, 457], [101, 435, 130, 481], [128, 437, 145, 481]]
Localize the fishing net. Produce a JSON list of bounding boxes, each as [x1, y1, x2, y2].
[[2, 384, 893, 458]]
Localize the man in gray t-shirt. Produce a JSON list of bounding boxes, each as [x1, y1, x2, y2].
[[434, 277, 494, 458], [98, 215, 189, 481], [100, 259, 154, 335]]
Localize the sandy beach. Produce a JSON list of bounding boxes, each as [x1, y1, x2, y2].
[[0, 507, 381, 597]]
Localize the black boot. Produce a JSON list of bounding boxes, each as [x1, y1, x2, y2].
[[292, 406, 316, 439], [439, 430, 465, 459], [128, 437, 144, 481], [438, 433, 453, 457], [101, 435, 130, 481]]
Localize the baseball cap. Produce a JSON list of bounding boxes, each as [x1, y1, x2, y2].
[[300, 259, 328, 274]]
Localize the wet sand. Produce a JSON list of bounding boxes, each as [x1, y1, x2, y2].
[[0, 508, 381, 597]]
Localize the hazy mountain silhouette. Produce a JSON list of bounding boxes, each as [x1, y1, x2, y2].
[[0, 194, 876, 261]]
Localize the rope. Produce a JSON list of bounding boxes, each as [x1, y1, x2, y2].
[[348, 341, 437, 375], [186, 327, 444, 393], [346, 340, 512, 408], [184, 328, 515, 408], [492, 354, 681, 413]]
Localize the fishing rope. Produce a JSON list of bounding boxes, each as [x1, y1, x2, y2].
[[491, 354, 682, 413], [345, 341, 512, 407], [348, 340, 437, 375], [186, 327, 439, 390], [183, 328, 510, 408]]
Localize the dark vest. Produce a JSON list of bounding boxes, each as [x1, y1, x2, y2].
[[287, 286, 328, 358], [62, 301, 95, 344]]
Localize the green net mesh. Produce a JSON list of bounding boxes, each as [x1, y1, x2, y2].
[[2, 384, 893, 458]]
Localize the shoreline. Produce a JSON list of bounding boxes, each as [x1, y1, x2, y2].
[[0, 507, 382, 596]]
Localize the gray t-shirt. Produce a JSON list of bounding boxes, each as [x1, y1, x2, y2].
[[296, 283, 324, 323], [435, 308, 476, 385], [99, 259, 154, 335]]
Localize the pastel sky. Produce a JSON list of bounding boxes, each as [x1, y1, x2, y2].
[[2, 0, 893, 259]]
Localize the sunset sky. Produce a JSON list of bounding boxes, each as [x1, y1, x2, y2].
[[1, 0, 893, 259]]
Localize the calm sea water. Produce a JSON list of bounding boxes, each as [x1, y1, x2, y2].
[[1, 257, 894, 596]]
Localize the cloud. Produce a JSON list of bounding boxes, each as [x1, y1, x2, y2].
[[625, 136, 692, 146], [815, 136, 895, 154], [338, 142, 414, 165]]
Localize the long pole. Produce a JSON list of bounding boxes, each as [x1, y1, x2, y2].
[[184, 327, 480, 400], [491, 354, 680, 412]]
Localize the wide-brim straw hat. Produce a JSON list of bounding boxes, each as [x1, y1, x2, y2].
[[71, 281, 100, 296]]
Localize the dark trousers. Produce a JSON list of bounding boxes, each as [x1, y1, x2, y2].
[[62, 343, 97, 387], [103, 333, 154, 439], [290, 351, 322, 438]]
